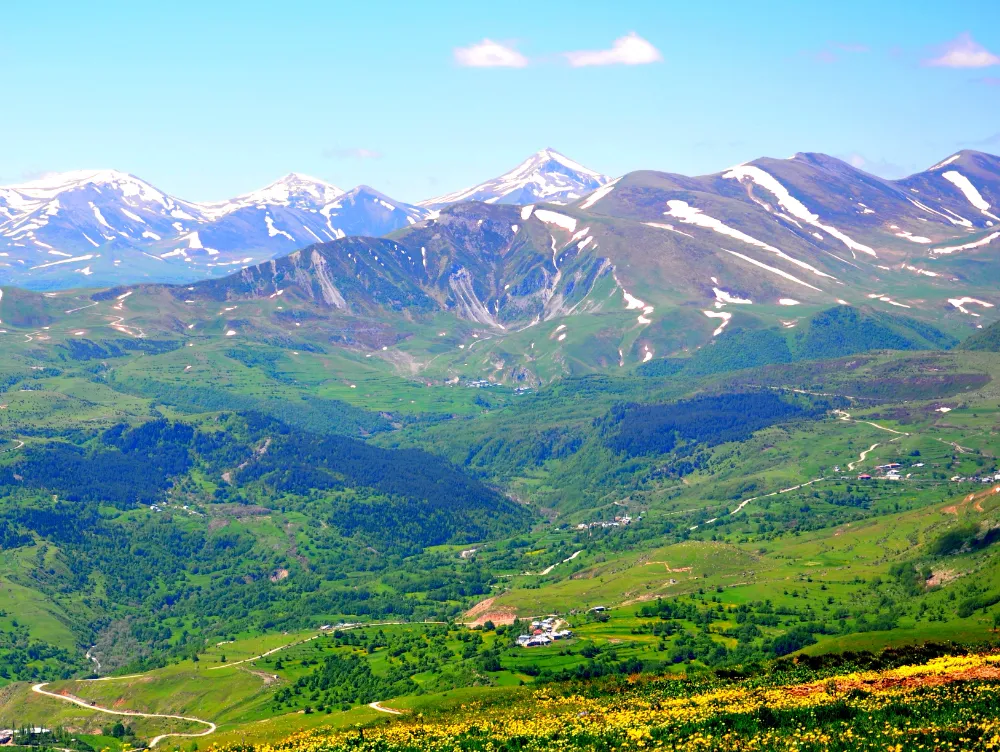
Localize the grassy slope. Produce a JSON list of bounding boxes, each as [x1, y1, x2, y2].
[[4, 286, 1000, 743]]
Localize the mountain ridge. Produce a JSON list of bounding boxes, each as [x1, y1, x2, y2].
[[3, 148, 1000, 368], [418, 147, 611, 209]]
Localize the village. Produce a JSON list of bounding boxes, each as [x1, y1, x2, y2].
[[854, 462, 1000, 484], [575, 515, 632, 531], [515, 616, 574, 648], [855, 462, 915, 481]]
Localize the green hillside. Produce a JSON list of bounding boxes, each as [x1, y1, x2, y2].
[[2, 275, 1000, 748]]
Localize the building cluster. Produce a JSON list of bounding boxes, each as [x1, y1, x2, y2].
[[516, 617, 573, 648], [576, 515, 632, 530], [950, 472, 1000, 484], [857, 462, 925, 481], [0, 728, 50, 745]]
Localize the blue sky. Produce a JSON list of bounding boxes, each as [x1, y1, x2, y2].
[[1, 0, 998, 202]]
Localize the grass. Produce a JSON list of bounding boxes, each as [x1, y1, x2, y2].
[[5, 294, 1000, 746]]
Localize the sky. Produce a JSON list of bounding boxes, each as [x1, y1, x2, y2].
[[1, 0, 999, 203]]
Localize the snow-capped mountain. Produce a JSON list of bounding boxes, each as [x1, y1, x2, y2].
[[187, 176, 428, 255], [0, 170, 212, 283], [0, 171, 429, 288], [419, 148, 611, 209], [186, 148, 1000, 364], [197, 172, 347, 219]]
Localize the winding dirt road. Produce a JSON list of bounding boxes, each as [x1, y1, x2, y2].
[[31, 682, 216, 748], [206, 635, 318, 670], [848, 443, 881, 471]]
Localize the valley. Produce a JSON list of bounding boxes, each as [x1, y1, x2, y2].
[[2, 150, 1000, 750], [7, 2, 1000, 746]]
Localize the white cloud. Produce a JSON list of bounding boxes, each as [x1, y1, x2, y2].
[[323, 147, 383, 160], [564, 32, 662, 67], [925, 33, 1000, 68], [454, 39, 528, 68]]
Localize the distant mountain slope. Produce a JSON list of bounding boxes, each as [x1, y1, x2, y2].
[[663, 305, 957, 377], [0, 171, 428, 289], [419, 148, 611, 209], [896, 150, 1000, 228], [4, 148, 1000, 384], [565, 150, 1000, 340], [177, 201, 612, 331], [957, 316, 1000, 351]]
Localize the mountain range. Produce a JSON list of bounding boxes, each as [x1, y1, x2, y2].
[[3, 147, 1000, 382], [167, 148, 1000, 342], [0, 149, 610, 289]]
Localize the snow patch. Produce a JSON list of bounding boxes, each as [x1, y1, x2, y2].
[[30, 253, 95, 270], [720, 249, 822, 291], [89, 202, 115, 230], [931, 231, 1000, 254], [664, 200, 833, 278], [622, 289, 646, 310], [942, 171, 1000, 221], [579, 178, 620, 210], [265, 215, 295, 241], [533, 209, 577, 232], [908, 197, 972, 227], [713, 287, 752, 305], [703, 310, 732, 336], [722, 165, 877, 257], [949, 297, 994, 316], [895, 231, 932, 243], [867, 293, 911, 308], [643, 222, 694, 238], [929, 154, 960, 171]]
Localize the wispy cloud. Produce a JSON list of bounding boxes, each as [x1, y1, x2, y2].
[[924, 33, 1000, 68], [840, 153, 906, 178], [563, 33, 662, 67], [967, 131, 1000, 147], [812, 41, 869, 64], [454, 39, 528, 68], [978, 76, 1000, 86], [323, 147, 383, 160]]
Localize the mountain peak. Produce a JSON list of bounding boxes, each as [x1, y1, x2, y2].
[[419, 149, 610, 208], [247, 172, 344, 200], [196, 173, 345, 219], [2, 169, 170, 202], [529, 148, 606, 179], [0, 169, 182, 224]]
